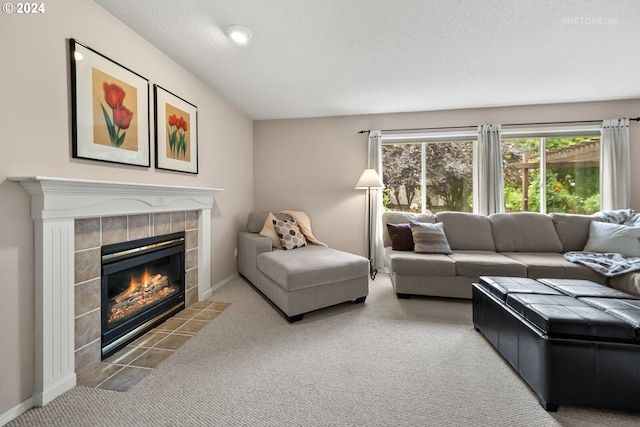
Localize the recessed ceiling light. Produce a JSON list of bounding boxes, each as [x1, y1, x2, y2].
[[227, 25, 252, 45]]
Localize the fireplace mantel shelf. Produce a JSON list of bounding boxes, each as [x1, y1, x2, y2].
[[11, 176, 223, 407], [10, 176, 224, 219]]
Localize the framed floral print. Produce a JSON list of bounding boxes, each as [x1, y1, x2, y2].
[[154, 85, 198, 174], [69, 39, 150, 167]]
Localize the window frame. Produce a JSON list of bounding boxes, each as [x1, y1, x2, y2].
[[382, 130, 476, 214], [381, 123, 602, 215]]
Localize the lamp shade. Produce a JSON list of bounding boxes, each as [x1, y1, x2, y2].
[[355, 169, 384, 189]]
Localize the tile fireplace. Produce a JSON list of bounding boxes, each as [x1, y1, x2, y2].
[[11, 176, 223, 407]]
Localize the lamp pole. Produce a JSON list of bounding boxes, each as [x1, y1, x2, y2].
[[366, 186, 376, 280], [355, 168, 384, 281]]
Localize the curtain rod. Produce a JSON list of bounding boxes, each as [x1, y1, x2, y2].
[[357, 117, 640, 134]]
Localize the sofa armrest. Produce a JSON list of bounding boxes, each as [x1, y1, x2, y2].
[[238, 231, 273, 285]]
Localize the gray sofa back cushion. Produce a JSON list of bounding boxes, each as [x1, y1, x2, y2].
[[382, 212, 435, 247], [489, 212, 563, 253], [247, 211, 292, 233], [435, 212, 495, 251], [550, 213, 594, 252]]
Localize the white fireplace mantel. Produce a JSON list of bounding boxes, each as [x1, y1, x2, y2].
[[10, 176, 223, 407]]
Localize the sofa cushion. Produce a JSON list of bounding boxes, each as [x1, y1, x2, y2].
[[447, 250, 527, 277], [550, 213, 594, 252], [609, 272, 640, 297], [435, 212, 495, 251], [489, 212, 563, 253], [388, 251, 455, 276], [272, 219, 307, 250], [583, 221, 640, 257], [257, 245, 368, 291], [386, 223, 414, 251], [410, 221, 452, 254], [501, 252, 606, 284], [382, 211, 435, 247]]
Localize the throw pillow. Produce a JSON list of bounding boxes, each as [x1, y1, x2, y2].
[[386, 223, 414, 251], [260, 212, 281, 248], [273, 219, 307, 250], [583, 221, 640, 257], [409, 221, 452, 254]]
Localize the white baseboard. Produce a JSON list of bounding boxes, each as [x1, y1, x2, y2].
[[0, 396, 35, 426], [201, 272, 239, 300]]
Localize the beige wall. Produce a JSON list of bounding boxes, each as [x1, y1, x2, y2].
[[0, 0, 253, 414], [254, 100, 640, 257]]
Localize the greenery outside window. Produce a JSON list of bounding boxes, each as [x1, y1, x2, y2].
[[381, 124, 601, 215], [502, 136, 600, 214], [382, 141, 474, 213]]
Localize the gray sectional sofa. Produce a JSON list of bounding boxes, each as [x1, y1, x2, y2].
[[383, 211, 640, 299], [238, 211, 369, 321]]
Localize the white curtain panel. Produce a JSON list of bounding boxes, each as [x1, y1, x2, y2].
[[367, 130, 385, 272], [473, 124, 504, 215], [600, 118, 630, 210]]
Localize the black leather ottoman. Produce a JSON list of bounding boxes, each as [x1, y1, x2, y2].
[[472, 276, 640, 412]]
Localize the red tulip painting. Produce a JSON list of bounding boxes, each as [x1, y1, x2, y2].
[[92, 68, 138, 151], [154, 84, 197, 173], [101, 82, 134, 147], [72, 39, 149, 167], [165, 104, 190, 161]]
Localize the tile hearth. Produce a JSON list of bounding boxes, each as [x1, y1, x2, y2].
[[77, 300, 230, 392]]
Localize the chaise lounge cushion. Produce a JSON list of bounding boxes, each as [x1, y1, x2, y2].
[[257, 244, 368, 291]]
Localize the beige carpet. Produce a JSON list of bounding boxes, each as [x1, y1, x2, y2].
[[8, 274, 640, 427]]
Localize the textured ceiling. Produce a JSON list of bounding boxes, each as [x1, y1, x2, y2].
[[94, 0, 640, 120]]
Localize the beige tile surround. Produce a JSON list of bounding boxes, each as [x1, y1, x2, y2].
[[77, 300, 230, 391], [73, 210, 200, 375]]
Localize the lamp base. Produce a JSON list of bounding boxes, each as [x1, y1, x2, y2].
[[368, 258, 377, 280]]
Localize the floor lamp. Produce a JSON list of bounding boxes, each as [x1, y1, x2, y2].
[[355, 169, 384, 280]]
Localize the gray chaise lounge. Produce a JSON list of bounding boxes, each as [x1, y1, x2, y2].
[[238, 211, 369, 321]]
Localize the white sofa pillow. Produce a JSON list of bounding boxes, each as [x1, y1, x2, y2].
[[583, 221, 640, 257]]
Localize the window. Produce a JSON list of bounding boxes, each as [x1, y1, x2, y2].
[[502, 136, 600, 214], [381, 124, 602, 215], [382, 141, 474, 213]]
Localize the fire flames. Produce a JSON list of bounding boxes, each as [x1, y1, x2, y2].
[[108, 268, 176, 325], [128, 268, 156, 291]]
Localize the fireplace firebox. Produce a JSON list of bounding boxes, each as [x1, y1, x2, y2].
[[101, 232, 186, 358]]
